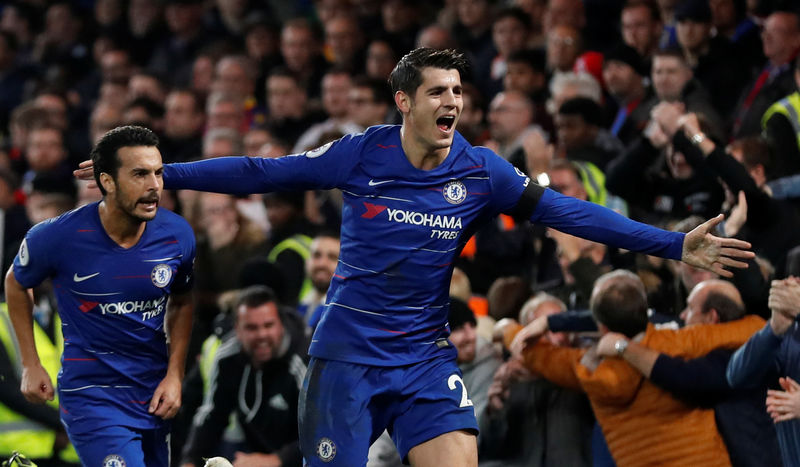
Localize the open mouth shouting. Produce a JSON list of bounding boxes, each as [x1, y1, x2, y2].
[[436, 115, 456, 134], [138, 195, 160, 212]]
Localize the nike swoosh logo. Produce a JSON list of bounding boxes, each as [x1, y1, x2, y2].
[[368, 179, 394, 186], [73, 272, 100, 282]]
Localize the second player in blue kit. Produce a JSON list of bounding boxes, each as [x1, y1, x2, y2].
[[75, 48, 753, 466], [8, 126, 196, 467]]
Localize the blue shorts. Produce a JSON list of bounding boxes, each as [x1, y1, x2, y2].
[[66, 423, 170, 467], [299, 356, 478, 466]]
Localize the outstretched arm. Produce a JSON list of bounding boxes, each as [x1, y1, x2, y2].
[[526, 186, 753, 277], [75, 134, 361, 195]]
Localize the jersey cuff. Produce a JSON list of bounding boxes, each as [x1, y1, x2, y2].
[[508, 183, 544, 221]]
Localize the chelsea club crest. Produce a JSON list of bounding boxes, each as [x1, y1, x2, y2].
[[316, 437, 337, 462], [151, 264, 172, 288], [443, 180, 467, 204], [102, 454, 126, 467]]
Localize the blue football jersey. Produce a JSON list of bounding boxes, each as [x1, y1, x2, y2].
[[164, 125, 683, 366], [13, 202, 196, 431]]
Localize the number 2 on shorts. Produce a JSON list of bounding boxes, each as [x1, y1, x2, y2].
[[448, 374, 474, 408]]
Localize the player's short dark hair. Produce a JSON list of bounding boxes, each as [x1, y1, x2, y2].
[[389, 47, 468, 96], [591, 270, 649, 338], [91, 125, 159, 196], [701, 291, 745, 323]]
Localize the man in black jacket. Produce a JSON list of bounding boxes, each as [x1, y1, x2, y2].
[[180, 286, 307, 467]]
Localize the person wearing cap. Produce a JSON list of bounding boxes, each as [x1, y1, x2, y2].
[[675, 0, 749, 116], [448, 298, 502, 429], [602, 43, 652, 145]]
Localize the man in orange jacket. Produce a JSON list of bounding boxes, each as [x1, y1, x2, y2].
[[511, 270, 764, 467]]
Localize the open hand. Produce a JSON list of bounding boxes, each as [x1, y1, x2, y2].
[[682, 214, 754, 277]]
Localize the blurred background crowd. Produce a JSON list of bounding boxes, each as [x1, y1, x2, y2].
[[1, 0, 800, 466]]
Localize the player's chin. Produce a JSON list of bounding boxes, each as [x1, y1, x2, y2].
[[132, 206, 158, 222], [431, 133, 454, 149]]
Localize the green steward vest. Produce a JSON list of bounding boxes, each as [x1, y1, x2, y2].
[[268, 234, 313, 301], [0, 304, 78, 462], [762, 91, 800, 150]]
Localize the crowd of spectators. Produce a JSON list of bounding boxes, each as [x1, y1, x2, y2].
[[1, 0, 800, 466]]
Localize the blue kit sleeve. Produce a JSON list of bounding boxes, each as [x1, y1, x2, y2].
[[484, 149, 533, 215], [162, 135, 361, 195], [12, 221, 57, 289], [530, 189, 685, 260], [484, 151, 683, 260]]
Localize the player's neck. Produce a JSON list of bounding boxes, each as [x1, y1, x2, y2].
[[400, 125, 450, 170], [98, 200, 147, 248]]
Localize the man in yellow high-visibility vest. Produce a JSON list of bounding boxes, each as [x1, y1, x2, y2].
[[0, 303, 78, 466]]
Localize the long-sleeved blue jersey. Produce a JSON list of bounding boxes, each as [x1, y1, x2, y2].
[[165, 125, 683, 366], [13, 203, 196, 432]]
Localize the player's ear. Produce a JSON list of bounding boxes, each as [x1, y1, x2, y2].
[[395, 91, 411, 114], [99, 172, 115, 194]]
